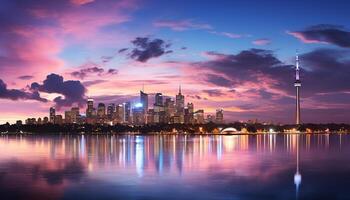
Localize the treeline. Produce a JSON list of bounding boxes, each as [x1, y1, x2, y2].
[[0, 122, 349, 134]]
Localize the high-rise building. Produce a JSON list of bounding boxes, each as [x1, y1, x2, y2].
[[123, 102, 131, 123], [294, 53, 301, 125], [140, 90, 148, 113], [107, 103, 115, 120], [86, 98, 95, 118], [113, 104, 124, 124], [49, 107, 55, 123], [185, 103, 194, 124], [97, 103, 106, 119], [71, 107, 80, 123], [155, 93, 163, 106], [206, 114, 214, 123], [164, 98, 175, 123], [54, 115, 63, 125], [215, 108, 224, 124], [175, 85, 185, 123], [65, 111, 72, 123], [132, 102, 144, 125], [194, 109, 204, 124]]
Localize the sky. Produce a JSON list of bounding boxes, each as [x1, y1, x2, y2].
[[0, 0, 350, 124]]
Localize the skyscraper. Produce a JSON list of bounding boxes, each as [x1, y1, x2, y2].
[[71, 107, 80, 123], [140, 90, 148, 114], [86, 98, 94, 118], [97, 103, 106, 118], [175, 85, 185, 123], [294, 53, 301, 125], [155, 93, 163, 106], [216, 108, 224, 124], [123, 102, 131, 123], [107, 103, 115, 119], [49, 107, 55, 123]]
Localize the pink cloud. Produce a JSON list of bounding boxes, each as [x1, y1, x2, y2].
[[286, 31, 326, 44], [70, 0, 95, 5], [252, 38, 271, 45]]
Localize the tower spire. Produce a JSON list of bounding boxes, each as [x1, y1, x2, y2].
[[294, 50, 302, 125], [179, 84, 181, 94]]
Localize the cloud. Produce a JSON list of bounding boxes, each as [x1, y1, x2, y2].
[[0, 0, 137, 82], [210, 31, 248, 39], [129, 37, 172, 62], [0, 79, 47, 102], [70, 0, 95, 5], [252, 39, 271, 45], [70, 62, 118, 79], [287, 24, 350, 47], [202, 89, 225, 97], [153, 19, 212, 31], [118, 48, 128, 53], [71, 66, 104, 79], [31, 74, 86, 109], [18, 75, 34, 80], [205, 74, 233, 87]]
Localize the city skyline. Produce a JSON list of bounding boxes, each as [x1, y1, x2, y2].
[[1, 0, 350, 124], [22, 86, 225, 126]]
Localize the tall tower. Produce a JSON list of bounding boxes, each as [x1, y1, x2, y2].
[[294, 52, 301, 125]]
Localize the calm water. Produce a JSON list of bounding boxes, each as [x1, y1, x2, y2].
[[0, 134, 350, 200]]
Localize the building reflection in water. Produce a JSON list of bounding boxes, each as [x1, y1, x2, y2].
[[0, 133, 349, 199]]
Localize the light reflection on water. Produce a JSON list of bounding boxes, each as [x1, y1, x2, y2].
[[0, 134, 350, 200]]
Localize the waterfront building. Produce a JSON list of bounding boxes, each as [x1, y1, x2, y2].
[[216, 108, 224, 124], [54, 115, 63, 125], [184, 103, 194, 124], [113, 104, 124, 124], [140, 90, 148, 113], [123, 102, 131, 123], [175, 85, 185, 123], [194, 110, 204, 124], [43, 117, 49, 124], [86, 98, 95, 118], [132, 103, 144, 125], [65, 111, 72, 123], [164, 98, 175, 123], [49, 107, 55, 123], [206, 114, 214, 123], [107, 103, 115, 120], [71, 107, 80, 123]]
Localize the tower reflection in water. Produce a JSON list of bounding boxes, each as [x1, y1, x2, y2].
[[0, 133, 347, 199]]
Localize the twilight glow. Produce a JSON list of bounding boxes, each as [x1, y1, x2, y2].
[[1, 0, 350, 124]]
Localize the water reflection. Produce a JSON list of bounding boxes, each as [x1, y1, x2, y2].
[[0, 134, 349, 200]]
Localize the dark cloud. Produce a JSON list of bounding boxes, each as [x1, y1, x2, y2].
[[202, 89, 224, 97], [129, 37, 172, 62], [0, 79, 47, 102], [197, 48, 350, 97], [118, 48, 128, 53], [205, 74, 233, 87], [18, 75, 34, 80], [101, 56, 114, 63], [196, 49, 293, 92], [107, 68, 118, 75], [70, 62, 118, 79], [288, 24, 350, 47], [31, 73, 86, 109], [71, 66, 104, 79], [186, 94, 203, 100]]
